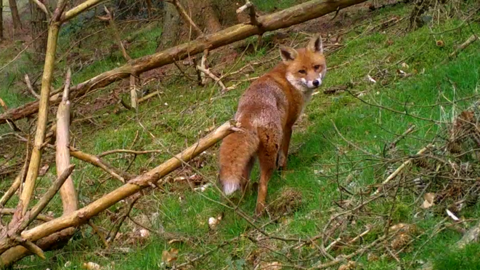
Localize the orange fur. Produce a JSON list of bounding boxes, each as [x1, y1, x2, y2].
[[218, 35, 327, 215]]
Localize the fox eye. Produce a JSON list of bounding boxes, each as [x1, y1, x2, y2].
[[298, 69, 306, 74], [314, 65, 321, 70]]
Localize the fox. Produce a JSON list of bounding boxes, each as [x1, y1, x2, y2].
[[218, 35, 327, 216]]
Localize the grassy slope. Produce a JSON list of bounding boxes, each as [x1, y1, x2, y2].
[[1, 2, 480, 270]]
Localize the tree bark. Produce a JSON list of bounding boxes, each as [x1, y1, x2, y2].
[[8, 0, 22, 30], [0, 0, 368, 125], [158, 0, 232, 50], [0, 2, 4, 41], [30, 0, 48, 63]]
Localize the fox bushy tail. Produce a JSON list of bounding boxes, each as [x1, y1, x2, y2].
[[218, 130, 259, 195]]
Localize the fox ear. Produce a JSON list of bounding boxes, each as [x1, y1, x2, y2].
[[307, 35, 323, 54], [279, 45, 298, 62]]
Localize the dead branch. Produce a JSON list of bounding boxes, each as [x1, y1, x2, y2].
[[130, 74, 139, 110], [18, 21, 63, 215], [449, 34, 478, 59], [196, 65, 231, 93], [0, 165, 75, 255], [32, 0, 50, 18], [106, 193, 141, 243], [199, 50, 209, 85], [0, 158, 28, 207], [56, 68, 78, 214], [373, 144, 433, 195], [313, 236, 386, 269], [0, 121, 236, 266], [69, 146, 130, 183], [0, 209, 53, 223], [169, 0, 203, 37], [138, 90, 162, 103], [0, 0, 368, 125], [103, 6, 131, 61], [24, 74, 40, 99], [236, 0, 260, 26], [98, 149, 164, 157]]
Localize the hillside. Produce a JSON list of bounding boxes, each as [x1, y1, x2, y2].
[[1, 0, 480, 269]]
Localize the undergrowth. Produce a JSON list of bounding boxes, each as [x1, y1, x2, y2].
[[1, 1, 480, 269]]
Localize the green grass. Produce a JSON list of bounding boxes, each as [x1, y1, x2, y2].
[[2, 2, 480, 270]]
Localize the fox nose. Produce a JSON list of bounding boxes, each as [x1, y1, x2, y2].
[[313, 80, 320, 87]]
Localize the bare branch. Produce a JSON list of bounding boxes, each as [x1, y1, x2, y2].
[[169, 0, 203, 37], [69, 146, 129, 183], [24, 74, 40, 99], [32, 0, 51, 18]]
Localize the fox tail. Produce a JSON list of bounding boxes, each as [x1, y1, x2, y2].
[[218, 129, 259, 195]]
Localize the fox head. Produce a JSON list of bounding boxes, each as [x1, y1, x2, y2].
[[279, 35, 327, 92]]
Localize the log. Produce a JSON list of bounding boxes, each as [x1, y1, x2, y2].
[[0, 0, 367, 125]]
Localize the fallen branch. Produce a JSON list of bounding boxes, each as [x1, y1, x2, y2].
[[0, 121, 236, 266], [196, 65, 231, 93], [0, 0, 368, 125], [56, 68, 78, 214], [0, 165, 75, 255], [106, 193, 141, 243], [69, 146, 130, 183], [24, 74, 40, 100], [448, 34, 478, 59], [0, 157, 28, 207], [0, 209, 52, 222], [236, 0, 260, 26], [373, 144, 433, 195]]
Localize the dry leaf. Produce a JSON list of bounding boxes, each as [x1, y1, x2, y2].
[[259, 261, 282, 270], [367, 253, 379, 262], [338, 261, 357, 270], [162, 248, 179, 265], [389, 223, 419, 235], [83, 262, 101, 270], [391, 233, 411, 250], [421, 193, 435, 209]]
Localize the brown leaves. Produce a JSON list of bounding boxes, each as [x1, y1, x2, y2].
[[162, 248, 179, 266], [389, 223, 419, 251], [421, 193, 436, 209]]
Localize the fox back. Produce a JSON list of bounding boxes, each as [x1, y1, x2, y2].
[[218, 35, 327, 215]]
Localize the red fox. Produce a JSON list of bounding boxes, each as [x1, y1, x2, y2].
[[218, 35, 327, 215]]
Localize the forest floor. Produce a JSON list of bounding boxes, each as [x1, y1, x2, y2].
[[1, 0, 480, 269]]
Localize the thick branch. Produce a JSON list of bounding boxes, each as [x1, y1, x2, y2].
[[19, 22, 61, 215], [62, 0, 106, 22], [56, 69, 78, 214], [0, 0, 368, 125]]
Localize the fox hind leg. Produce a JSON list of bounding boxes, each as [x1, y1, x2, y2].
[[255, 128, 282, 216]]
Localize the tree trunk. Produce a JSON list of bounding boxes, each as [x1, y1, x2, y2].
[[158, 0, 236, 51], [0, 2, 4, 41], [8, 0, 22, 30], [30, 0, 48, 63]]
